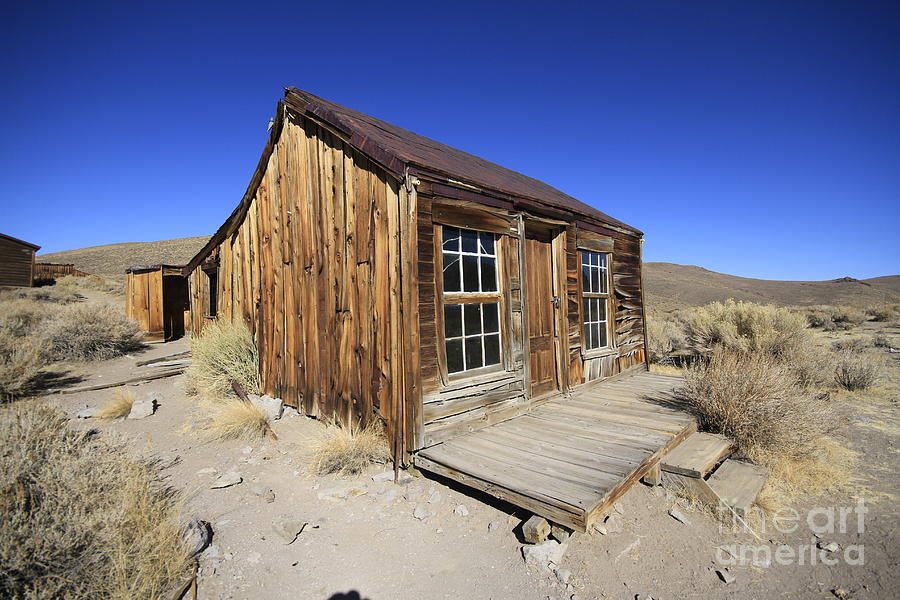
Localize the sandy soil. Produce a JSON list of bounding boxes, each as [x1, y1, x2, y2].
[[40, 298, 900, 600]]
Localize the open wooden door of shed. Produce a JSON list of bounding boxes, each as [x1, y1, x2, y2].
[[524, 224, 561, 398]]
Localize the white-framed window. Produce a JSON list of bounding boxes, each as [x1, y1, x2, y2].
[[441, 226, 502, 374], [581, 250, 610, 350]]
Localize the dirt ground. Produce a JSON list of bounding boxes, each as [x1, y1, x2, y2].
[[40, 296, 899, 600]]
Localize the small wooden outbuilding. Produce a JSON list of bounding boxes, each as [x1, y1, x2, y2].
[[33, 263, 89, 284], [183, 88, 677, 530], [125, 265, 190, 341], [0, 233, 40, 287]]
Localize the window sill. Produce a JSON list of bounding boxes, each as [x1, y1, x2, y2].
[[442, 365, 513, 390], [582, 347, 617, 360]]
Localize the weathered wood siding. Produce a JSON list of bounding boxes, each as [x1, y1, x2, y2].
[[33, 263, 88, 281], [0, 236, 36, 287], [126, 268, 164, 340], [188, 110, 415, 453]]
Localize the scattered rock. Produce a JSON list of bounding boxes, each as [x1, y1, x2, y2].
[[427, 491, 441, 504], [668, 507, 691, 525], [372, 471, 395, 483], [76, 407, 98, 419], [488, 521, 500, 532], [614, 502, 624, 515], [521, 540, 568, 573], [264, 490, 276, 503], [248, 394, 283, 421], [195, 467, 217, 476], [831, 588, 851, 600], [245, 551, 261, 564], [818, 541, 841, 553], [384, 489, 397, 502], [593, 523, 608, 535], [551, 524, 572, 543], [202, 544, 220, 559], [555, 568, 572, 585], [273, 519, 307, 544], [404, 485, 423, 501], [716, 568, 735, 584], [413, 503, 429, 520], [241, 446, 253, 455], [345, 488, 367, 499], [127, 397, 157, 419], [522, 515, 551, 544], [181, 519, 212, 558], [210, 472, 243, 489], [604, 514, 624, 534], [282, 406, 300, 417], [454, 504, 469, 517]]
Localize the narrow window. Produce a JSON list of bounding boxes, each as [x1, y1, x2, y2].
[[581, 251, 610, 350], [441, 226, 502, 374], [204, 267, 218, 317]]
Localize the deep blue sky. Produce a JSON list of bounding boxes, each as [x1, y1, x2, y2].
[[2, 1, 898, 280]]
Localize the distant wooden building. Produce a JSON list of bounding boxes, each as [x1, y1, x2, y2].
[[0, 233, 40, 287], [33, 263, 89, 284], [125, 265, 190, 341], [183, 89, 665, 530]]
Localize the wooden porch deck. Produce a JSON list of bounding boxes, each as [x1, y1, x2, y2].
[[414, 372, 697, 532]]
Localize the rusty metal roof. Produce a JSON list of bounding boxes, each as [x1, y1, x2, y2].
[[285, 88, 640, 234]]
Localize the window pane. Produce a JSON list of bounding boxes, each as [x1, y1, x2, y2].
[[599, 269, 608, 294], [479, 232, 495, 255], [598, 323, 608, 348], [482, 302, 499, 333], [446, 339, 464, 373], [591, 324, 601, 348], [484, 333, 500, 365], [581, 251, 589, 268], [444, 304, 462, 338], [582, 264, 591, 292], [464, 336, 483, 369], [461, 229, 478, 253], [442, 227, 460, 251], [590, 269, 599, 294], [463, 303, 482, 335], [443, 253, 460, 292], [598, 253, 607, 269], [596, 298, 607, 322], [480, 257, 497, 292], [462, 255, 480, 292], [584, 322, 593, 349]]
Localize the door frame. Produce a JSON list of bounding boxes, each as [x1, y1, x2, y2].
[[522, 216, 570, 399]]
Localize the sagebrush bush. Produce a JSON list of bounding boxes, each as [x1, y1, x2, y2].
[[185, 320, 260, 399], [309, 421, 390, 476], [0, 332, 45, 402], [0, 299, 53, 338], [872, 334, 890, 348], [831, 306, 867, 328], [0, 403, 190, 598], [37, 304, 144, 361], [866, 306, 896, 322], [646, 317, 684, 363], [680, 348, 837, 461], [805, 310, 833, 329], [682, 300, 810, 359], [0, 285, 81, 305], [834, 351, 881, 391], [59, 275, 125, 296]]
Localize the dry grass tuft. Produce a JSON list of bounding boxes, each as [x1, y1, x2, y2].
[[185, 320, 260, 399], [199, 398, 270, 441], [681, 348, 837, 462], [309, 421, 390, 476], [59, 274, 125, 296], [0, 285, 81, 304], [0, 299, 53, 338], [0, 402, 190, 598], [834, 351, 881, 391], [96, 389, 136, 419]]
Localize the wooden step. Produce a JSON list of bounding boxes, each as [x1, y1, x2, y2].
[[661, 432, 733, 478], [706, 460, 768, 518]]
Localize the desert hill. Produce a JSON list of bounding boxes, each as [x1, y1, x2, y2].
[[37, 236, 211, 276], [37, 237, 898, 311]]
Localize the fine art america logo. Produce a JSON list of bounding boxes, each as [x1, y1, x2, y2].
[[715, 499, 867, 567]]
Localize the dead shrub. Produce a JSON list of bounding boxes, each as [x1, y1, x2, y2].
[[199, 398, 270, 441], [834, 351, 881, 391], [830, 306, 867, 328], [646, 317, 685, 363], [96, 389, 135, 419], [804, 310, 833, 329], [680, 348, 837, 461], [0, 299, 53, 338], [59, 274, 125, 296], [309, 421, 390, 476], [185, 320, 260, 399], [830, 337, 870, 353], [0, 332, 45, 402], [0, 402, 190, 598], [865, 306, 895, 322], [37, 304, 144, 361], [871, 334, 890, 348], [0, 285, 81, 304], [682, 300, 810, 359]]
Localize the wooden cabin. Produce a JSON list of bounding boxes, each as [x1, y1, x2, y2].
[[33, 263, 89, 284], [0, 233, 40, 287], [183, 88, 695, 531], [125, 265, 191, 341]]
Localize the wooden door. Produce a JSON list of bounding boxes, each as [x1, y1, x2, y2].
[[525, 230, 559, 397]]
